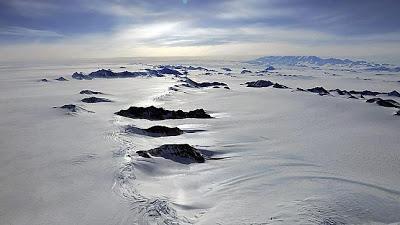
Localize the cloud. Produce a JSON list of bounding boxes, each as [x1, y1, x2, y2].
[[0, 26, 63, 38], [1, 0, 400, 62]]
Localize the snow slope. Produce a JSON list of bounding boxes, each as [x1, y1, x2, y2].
[[0, 57, 399, 224]]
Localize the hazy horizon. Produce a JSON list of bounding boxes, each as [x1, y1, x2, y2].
[[1, 0, 400, 63]]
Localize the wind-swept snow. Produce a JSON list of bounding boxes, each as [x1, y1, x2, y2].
[[0, 57, 399, 225]]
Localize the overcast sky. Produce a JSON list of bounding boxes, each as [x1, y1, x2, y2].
[[1, 0, 400, 63]]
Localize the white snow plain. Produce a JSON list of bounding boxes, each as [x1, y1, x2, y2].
[[0, 58, 400, 225]]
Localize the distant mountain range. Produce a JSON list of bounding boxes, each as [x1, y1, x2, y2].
[[248, 56, 400, 72]]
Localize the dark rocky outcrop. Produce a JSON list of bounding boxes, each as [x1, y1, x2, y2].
[[388, 90, 400, 97], [221, 67, 232, 71], [144, 126, 183, 136], [60, 104, 79, 112], [115, 106, 212, 120], [56, 104, 94, 113], [125, 125, 184, 137], [72, 69, 156, 80], [257, 66, 276, 73], [307, 87, 330, 95], [241, 69, 252, 74], [366, 98, 400, 108], [40, 78, 49, 82], [55, 77, 68, 81], [331, 89, 350, 95], [181, 78, 228, 88], [330, 88, 387, 97], [81, 97, 112, 103], [245, 80, 274, 87], [348, 90, 383, 96], [72, 72, 93, 80], [79, 90, 104, 95], [137, 144, 205, 163], [273, 83, 289, 89], [158, 67, 182, 75]]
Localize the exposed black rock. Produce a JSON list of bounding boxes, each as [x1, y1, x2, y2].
[[388, 90, 400, 97], [55, 77, 68, 81], [348, 90, 383, 96], [144, 126, 183, 136], [79, 90, 104, 95], [331, 89, 350, 95], [221, 67, 232, 71], [245, 80, 274, 87], [115, 106, 212, 120], [273, 83, 289, 89], [119, 66, 127, 69], [265, 66, 275, 71], [186, 66, 208, 71], [72, 69, 155, 80], [158, 67, 182, 75], [72, 72, 92, 80], [224, 86, 230, 90], [40, 78, 49, 82], [257, 66, 276, 73], [307, 87, 330, 95], [182, 77, 228, 88], [331, 88, 387, 97], [56, 104, 94, 113], [137, 144, 205, 163], [60, 104, 78, 112], [366, 98, 400, 108], [81, 97, 112, 103], [241, 69, 252, 74]]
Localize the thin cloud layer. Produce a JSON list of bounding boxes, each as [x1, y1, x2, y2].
[[0, 0, 399, 62]]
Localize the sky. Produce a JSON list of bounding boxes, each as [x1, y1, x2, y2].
[[0, 0, 400, 63]]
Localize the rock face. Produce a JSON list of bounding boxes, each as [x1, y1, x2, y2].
[[245, 80, 274, 87], [158, 67, 182, 75], [144, 126, 183, 136], [79, 90, 104, 95], [40, 78, 49, 82], [241, 69, 252, 74], [60, 104, 79, 112], [221, 67, 232, 71], [366, 98, 400, 108], [388, 91, 400, 97], [182, 78, 228, 88], [55, 77, 68, 81], [348, 90, 383, 96], [72, 69, 156, 80], [72, 72, 92, 80], [56, 104, 93, 113], [245, 80, 289, 89], [137, 144, 205, 163], [273, 83, 288, 89], [307, 87, 330, 95], [257, 66, 276, 73], [81, 97, 112, 103], [115, 106, 212, 120], [331, 89, 350, 95]]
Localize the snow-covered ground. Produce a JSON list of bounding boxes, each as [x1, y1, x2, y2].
[[0, 57, 399, 225]]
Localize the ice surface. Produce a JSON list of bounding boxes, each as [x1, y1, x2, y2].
[[0, 57, 399, 225]]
